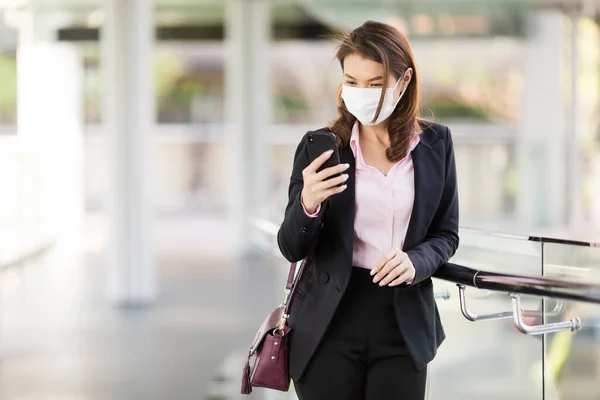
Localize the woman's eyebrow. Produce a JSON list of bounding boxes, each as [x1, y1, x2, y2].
[[343, 73, 383, 82]]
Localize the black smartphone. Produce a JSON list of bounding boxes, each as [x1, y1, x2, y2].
[[306, 131, 342, 183]]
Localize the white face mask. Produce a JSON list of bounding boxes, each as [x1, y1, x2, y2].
[[341, 74, 409, 126]]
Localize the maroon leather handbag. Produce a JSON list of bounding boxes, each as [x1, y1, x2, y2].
[[241, 211, 324, 394]]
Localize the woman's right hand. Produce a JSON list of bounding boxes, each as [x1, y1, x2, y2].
[[301, 150, 350, 214]]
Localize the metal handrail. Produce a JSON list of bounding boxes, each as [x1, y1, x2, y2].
[[434, 262, 600, 305], [459, 226, 600, 247]]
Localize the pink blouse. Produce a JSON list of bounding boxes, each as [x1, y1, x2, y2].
[[304, 122, 420, 271]]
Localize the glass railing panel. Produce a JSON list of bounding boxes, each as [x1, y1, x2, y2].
[[542, 241, 600, 400], [542, 240, 600, 284], [429, 228, 544, 399], [453, 227, 543, 276], [429, 288, 544, 399]]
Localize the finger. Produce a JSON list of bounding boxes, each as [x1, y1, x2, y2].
[[378, 264, 404, 286], [389, 277, 404, 287], [378, 252, 410, 283], [372, 249, 399, 277], [314, 174, 349, 191], [388, 268, 414, 287], [320, 184, 347, 200], [372, 249, 397, 276], [381, 259, 413, 286], [373, 253, 402, 283], [387, 258, 414, 286], [305, 150, 333, 173], [305, 172, 342, 197], [315, 163, 350, 181]]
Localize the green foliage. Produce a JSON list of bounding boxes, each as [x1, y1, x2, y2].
[[274, 92, 309, 123], [0, 53, 17, 123], [155, 51, 187, 100], [155, 51, 204, 123], [422, 94, 491, 122]]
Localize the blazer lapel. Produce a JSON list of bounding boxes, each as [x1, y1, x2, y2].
[[328, 145, 356, 265], [403, 139, 445, 251]]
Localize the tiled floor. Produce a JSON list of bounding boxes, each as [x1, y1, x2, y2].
[[0, 236, 283, 400]]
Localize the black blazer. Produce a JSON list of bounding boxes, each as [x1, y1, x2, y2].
[[277, 121, 459, 381]]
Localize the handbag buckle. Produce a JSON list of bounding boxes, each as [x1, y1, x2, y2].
[[280, 288, 291, 307], [274, 312, 289, 337]]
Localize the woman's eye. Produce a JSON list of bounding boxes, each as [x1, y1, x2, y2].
[[345, 81, 356, 85], [370, 83, 382, 87]]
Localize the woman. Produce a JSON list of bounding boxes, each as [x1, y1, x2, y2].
[[277, 20, 459, 400]]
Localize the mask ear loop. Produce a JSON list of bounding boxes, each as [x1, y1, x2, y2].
[[391, 73, 404, 91], [391, 70, 410, 107]]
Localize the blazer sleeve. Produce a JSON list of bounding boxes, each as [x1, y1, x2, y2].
[[407, 126, 460, 285], [277, 133, 327, 262]]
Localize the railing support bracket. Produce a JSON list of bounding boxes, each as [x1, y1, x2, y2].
[[510, 294, 582, 335], [457, 285, 575, 332], [457, 284, 514, 322]]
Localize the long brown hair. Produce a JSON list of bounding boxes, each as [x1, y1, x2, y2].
[[330, 21, 422, 162]]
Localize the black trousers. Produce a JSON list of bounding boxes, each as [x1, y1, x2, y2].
[[293, 267, 427, 400]]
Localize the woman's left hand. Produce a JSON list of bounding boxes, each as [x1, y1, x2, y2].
[[371, 248, 416, 287]]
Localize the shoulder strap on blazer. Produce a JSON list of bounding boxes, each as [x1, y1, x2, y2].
[[283, 199, 328, 315]]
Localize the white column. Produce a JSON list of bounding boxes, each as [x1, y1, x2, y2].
[[225, 0, 272, 256], [102, 0, 156, 304], [16, 11, 84, 248], [517, 11, 567, 229]]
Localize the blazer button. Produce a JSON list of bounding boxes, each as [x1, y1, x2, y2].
[[301, 226, 309, 233], [319, 272, 329, 284]]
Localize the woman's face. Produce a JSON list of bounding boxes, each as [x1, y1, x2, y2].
[[342, 53, 412, 104]]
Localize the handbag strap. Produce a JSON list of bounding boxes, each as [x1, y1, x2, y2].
[[282, 200, 328, 316]]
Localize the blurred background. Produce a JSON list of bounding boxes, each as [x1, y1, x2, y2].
[[0, 0, 599, 399]]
